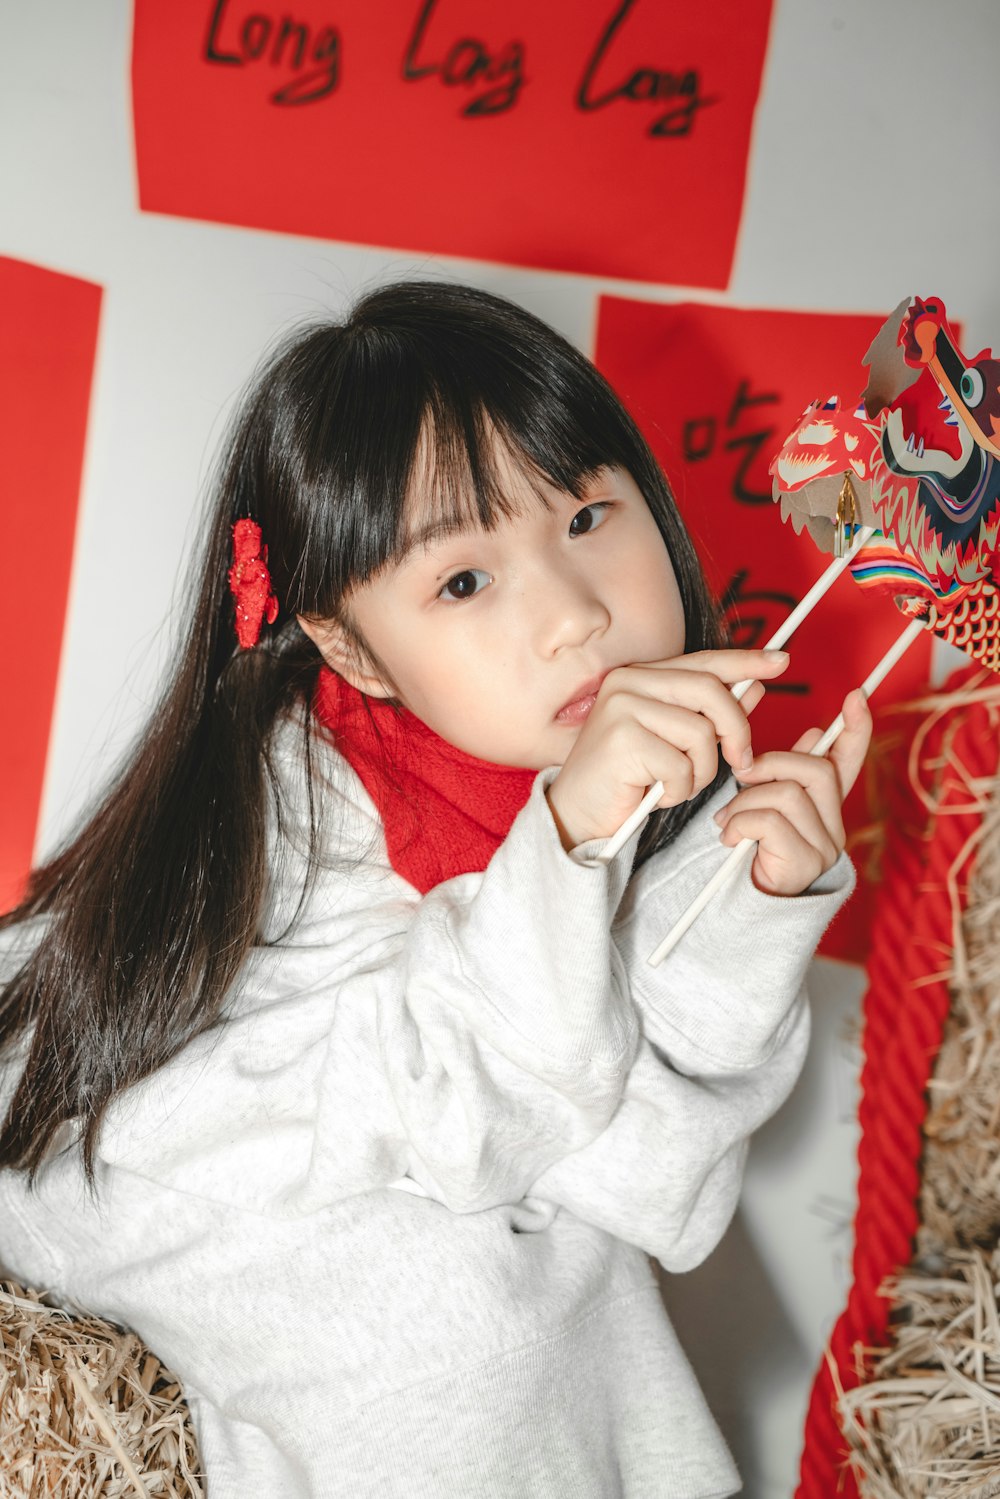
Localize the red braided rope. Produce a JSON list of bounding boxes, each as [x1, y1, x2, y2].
[[796, 669, 998, 1496]]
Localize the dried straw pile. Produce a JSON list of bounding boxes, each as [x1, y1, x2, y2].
[[841, 685, 1000, 1496], [0, 1279, 203, 1497], [840, 1250, 1000, 1495]]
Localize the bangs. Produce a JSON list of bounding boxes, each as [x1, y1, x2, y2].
[[301, 324, 647, 604], [254, 281, 682, 623], [391, 398, 614, 567]]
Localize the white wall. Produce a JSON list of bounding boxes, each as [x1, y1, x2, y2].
[[3, 3, 998, 1492]]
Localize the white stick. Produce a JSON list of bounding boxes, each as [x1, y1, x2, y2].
[[646, 614, 926, 967], [598, 525, 876, 863]]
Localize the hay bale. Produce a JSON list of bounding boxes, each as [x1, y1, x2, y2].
[[840, 1249, 1000, 1497], [0, 1278, 203, 1497], [917, 747, 1000, 1264]]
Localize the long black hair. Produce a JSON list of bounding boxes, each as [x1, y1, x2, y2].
[[0, 279, 727, 1184]]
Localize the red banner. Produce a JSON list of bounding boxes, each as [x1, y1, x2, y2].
[[594, 296, 935, 963], [132, 0, 773, 288], [0, 258, 102, 911]]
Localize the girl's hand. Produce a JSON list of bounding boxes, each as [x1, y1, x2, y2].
[[713, 688, 872, 896], [545, 649, 792, 850]]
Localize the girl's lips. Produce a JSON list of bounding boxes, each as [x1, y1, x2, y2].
[[555, 674, 606, 723], [555, 692, 599, 725]]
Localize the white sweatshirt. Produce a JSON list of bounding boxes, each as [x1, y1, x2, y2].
[[0, 716, 854, 1497]]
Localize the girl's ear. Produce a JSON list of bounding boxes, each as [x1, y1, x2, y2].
[[296, 615, 395, 699]]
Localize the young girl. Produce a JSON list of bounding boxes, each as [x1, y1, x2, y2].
[[0, 281, 868, 1497]]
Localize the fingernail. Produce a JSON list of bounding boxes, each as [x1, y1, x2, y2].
[[714, 809, 726, 824], [764, 650, 789, 662], [741, 747, 754, 770]]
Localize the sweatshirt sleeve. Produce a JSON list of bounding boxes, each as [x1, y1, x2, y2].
[[525, 780, 855, 1270], [611, 778, 855, 1072], [93, 726, 640, 1217]]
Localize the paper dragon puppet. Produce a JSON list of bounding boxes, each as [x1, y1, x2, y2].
[[639, 294, 1000, 964], [770, 296, 1000, 671]]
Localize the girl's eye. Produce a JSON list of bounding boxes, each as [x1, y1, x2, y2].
[[439, 568, 492, 602], [569, 503, 611, 537]]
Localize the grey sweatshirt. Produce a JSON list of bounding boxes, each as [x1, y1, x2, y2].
[[0, 718, 854, 1497]]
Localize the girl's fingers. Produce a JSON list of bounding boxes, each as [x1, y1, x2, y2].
[[625, 709, 721, 802], [751, 822, 826, 895], [600, 651, 788, 778], [791, 726, 824, 754], [715, 783, 841, 869], [667, 648, 791, 685], [730, 749, 845, 846], [648, 744, 700, 808], [790, 690, 872, 797], [827, 689, 873, 799], [605, 662, 777, 774], [717, 806, 831, 894], [549, 650, 796, 846], [734, 687, 872, 818], [659, 651, 787, 766], [639, 706, 722, 796], [738, 680, 766, 715]]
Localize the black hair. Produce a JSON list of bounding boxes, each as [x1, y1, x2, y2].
[[0, 279, 727, 1184]]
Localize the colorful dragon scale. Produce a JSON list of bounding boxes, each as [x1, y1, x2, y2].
[[902, 579, 1000, 673]]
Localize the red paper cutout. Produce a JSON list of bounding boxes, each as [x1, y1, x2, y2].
[[131, 0, 773, 288], [594, 296, 934, 965], [0, 257, 102, 912]]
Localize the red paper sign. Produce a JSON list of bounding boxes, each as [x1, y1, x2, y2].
[[594, 296, 935, 964], [131, 0, 773, 288], [0, 258, 102, 912]]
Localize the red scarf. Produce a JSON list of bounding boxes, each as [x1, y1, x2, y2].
[[313, 669, 536, 893]]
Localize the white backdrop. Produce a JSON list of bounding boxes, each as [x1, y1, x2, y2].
[[3, 2, 999, 1491]]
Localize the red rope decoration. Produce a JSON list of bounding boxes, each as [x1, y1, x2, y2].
[[796, 667, 999, 1495]]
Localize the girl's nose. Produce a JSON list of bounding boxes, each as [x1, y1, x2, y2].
[[535, 564, 611, 655]]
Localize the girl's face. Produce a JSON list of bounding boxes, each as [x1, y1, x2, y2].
[[310, 448, 686, 770]]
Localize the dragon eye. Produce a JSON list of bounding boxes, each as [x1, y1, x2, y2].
[[960, 367, 985, 407]]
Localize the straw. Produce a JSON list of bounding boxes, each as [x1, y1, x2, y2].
[[0, 1279, 203, 1497]]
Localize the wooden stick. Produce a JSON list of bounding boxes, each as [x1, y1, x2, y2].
[[646, 614, 927, 967], [598, 525, 877, 863]]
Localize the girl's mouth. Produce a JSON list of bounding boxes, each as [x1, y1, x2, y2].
[[555, 674, 605, 723]]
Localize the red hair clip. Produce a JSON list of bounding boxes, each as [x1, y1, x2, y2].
[[229, 518, 279, 649]]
